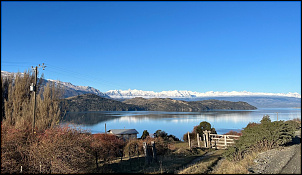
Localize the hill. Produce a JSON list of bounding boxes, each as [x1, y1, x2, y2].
[[123, 97, 257, 112], [61, 95, 257, 112], [175, 96, 301, 108], [61, 94, 143, 112]]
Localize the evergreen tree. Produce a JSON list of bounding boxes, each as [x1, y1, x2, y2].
[[141, 130, 150, 139]]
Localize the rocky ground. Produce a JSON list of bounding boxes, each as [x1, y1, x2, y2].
[[248, 129, 301, 174]]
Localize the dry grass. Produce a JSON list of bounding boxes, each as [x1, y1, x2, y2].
[[210, 152, 258, 174], [177, 149, 225, 174], [101, 141, 207, 173]]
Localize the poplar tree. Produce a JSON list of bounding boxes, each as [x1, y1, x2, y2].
[[2, 69, 63, 131]]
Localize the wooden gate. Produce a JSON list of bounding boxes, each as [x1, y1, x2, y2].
[[209, 134, 240, 149]]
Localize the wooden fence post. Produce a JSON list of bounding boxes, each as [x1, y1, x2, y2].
[[151, 141, 157, 162], [203, 134, 206, 147], [187, 132, 191, 149], [204, 130, 208, 148], [143, 142, 149, 165], [95, 151, 99, 169], [197, 133, 200, 148], [203, 130, 211, 148]]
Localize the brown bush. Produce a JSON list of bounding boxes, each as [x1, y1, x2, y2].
[[224, 130, 242, 136], [1, 124, 96, 174], [1, 123, 33, 173], [123, 139, 144, 157], [91, 133, 125, 162], [33, 125, 95, 173], [183, 132, 196, 142], [142, 137, 169, 156]]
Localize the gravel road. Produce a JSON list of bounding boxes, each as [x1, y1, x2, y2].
[[249, 129, 301, 174]]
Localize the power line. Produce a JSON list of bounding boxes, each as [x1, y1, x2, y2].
[[2, 62, 129, 90], [45, 63, 128, 90]]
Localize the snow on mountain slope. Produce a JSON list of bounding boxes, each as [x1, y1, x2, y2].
[[1, 71, 108, 98], [46, 79, 109, 98], [105, 89, 301, 99], [1, 71, 301, 99]]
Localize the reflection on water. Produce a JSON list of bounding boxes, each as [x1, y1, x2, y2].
[[62, 108, 301, 140]]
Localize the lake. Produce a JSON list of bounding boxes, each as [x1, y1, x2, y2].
[[62, 108, 301, 140]]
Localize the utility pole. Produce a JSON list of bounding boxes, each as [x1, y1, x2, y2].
[[30, 63, 46, 133], [105, 123, 106, 134], [274, 112, 278, 121]]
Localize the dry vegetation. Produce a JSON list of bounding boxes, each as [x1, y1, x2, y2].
[[210, 152, 257, 174], [1, 70, 208, 173], [2, 70, 61, 131], [1, 70, 300, 174]]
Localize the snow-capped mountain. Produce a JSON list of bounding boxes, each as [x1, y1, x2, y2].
[[1, 70, 301, 108], [105, 89, 301, 99], [1, 70, 24, 77], [1, 71, 109, 98], [46, 79, 109, 98]]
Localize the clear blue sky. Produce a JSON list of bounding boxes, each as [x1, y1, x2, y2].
[[1, 1, 301, 94]]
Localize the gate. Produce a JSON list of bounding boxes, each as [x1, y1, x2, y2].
[[209, 134, 240, 149]]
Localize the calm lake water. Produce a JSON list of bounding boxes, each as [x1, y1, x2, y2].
[[62, 108, 301, 140]]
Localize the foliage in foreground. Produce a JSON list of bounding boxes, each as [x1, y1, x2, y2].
[[1, 123, 177, 174], [223, 115, 298, 161], [1, 124, 130, 173]]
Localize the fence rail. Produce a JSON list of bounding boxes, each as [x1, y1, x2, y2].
[[209, 134, 240, 149]]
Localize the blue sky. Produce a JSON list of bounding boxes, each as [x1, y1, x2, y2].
[[1, 1, 301, 94]]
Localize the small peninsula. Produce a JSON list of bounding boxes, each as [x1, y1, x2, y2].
[[61, 94, 257, 112]]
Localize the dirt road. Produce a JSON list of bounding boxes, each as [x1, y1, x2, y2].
[[250, 129, 301, 174], [280, 144, 301, 174]]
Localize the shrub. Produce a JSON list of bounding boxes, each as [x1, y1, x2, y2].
[[1, 123, 33, 173], [183, 132, 196, 142], [167, 134, 180, 141], [285, 119, 301, 130], [245, 122, 259, 128], [224, 130, 242, 136], [292, 117, 301, 124], [154, 130, 168, 139], [154, 129, 180, 141], [192, 121, 217, 140], [153, 137, 169, 155], [33, 126, 95, 173], [123, 139, 144, 157], [92, 133, 125, 162], [141, 130, 150, 139], [1, 124, 96, 174], [223, 115, 296, 161], [139, 137, 169, 156]]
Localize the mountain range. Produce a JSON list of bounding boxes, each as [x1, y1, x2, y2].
[[105, 89, 301, 99], [1, 71, 301, 108]]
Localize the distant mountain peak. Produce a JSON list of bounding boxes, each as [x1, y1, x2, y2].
[[1, 71, 301, 100], [105, 89, 301, 99]]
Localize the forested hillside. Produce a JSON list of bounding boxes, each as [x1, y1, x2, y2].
[[61, 94, 143, 112], [123, 97, 257, 112], [61, 95, 257, 112]]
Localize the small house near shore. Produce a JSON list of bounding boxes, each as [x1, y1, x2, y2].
[[108, 129, 139, 140]]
